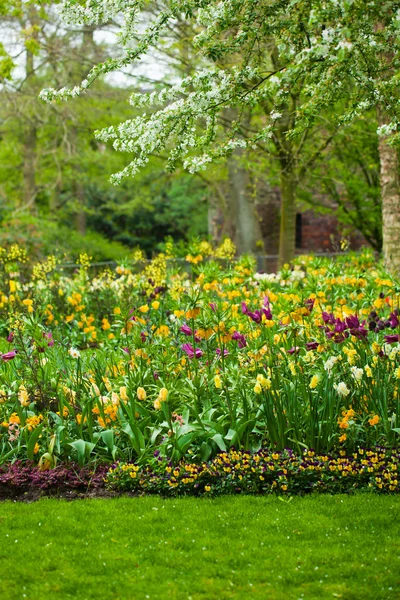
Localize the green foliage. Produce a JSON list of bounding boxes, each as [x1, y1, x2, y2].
[[0, 215, 133, 261]]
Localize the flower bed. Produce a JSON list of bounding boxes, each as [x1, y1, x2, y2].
[[0, 243, 399, 469], [0, 447, 398, 501], [107, 447, 400, 495]]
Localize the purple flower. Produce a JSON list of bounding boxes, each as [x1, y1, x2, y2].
[[181, 343, 203, 359], [122, 347, 130, 354], [140, 331, 147, 343], [216, 348, 229, 356], [287, 346, 300, 355], [384, 334, 400, 344], [306, 341, 319, 351], [389, 312, 399, 329], [6, 332, 14, 343], [180, 324, 200, 342], [322, 312, 335, 325], [304, 298, 315, 312], [334, 319, 347, 334], [43, 332, 54, 347], [345, 315, 360, 330], [232, 331, 247, 349], [1, 350, 17, 361], [209, 303, 217, 312], [181, 323, 193, 336]]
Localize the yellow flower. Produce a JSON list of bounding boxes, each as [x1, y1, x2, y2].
[[364, 365, 373, 378], [18, 385, 29, 407], [120, 386, 129, 402], [254, 382, 262, 394], [368, 415, 380, 426], [204, 485, 211, 492], [137, 387, 147, 401], [214, 374, 222, 389], [310, 375, 319, 389], [256, 374, 271, 389], [9, 280, 16, 293], [186, 307, 200, 320], [154, 398, 161, 410], [139, 304, 149, 313], [101, 318, 111, 330], [152, 301, 160, 310], [34, 442, 40, 455], [339, 433, 347, 443], [158, 387, 169, 402]]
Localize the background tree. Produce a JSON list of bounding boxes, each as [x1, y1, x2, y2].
[[40, 0, 400, 270]]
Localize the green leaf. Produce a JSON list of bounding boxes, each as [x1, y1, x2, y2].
[[100, 429, 114, 454], [27, 423, 44, 461], [69, 439, 96, 466], [211, 433, 226, 451]]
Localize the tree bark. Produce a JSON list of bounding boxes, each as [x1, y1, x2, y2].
[[228, 148, 263, 254], [278, 157, 296, 267], [378, 118, 400, 274], [22, 7, 38, 213], [22, 125, 37, 212]]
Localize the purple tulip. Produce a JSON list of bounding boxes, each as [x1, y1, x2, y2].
[[6, 332, 14, 343], [43, 332, 54, 347], [306, 341, 319, 351], [345, 315, 360, 330], [304, 298, 315, 312], [216, 348, 229, 356], [322, 312, 335, 325], [262, 306, 273, 320], [287, 346, 300, 355], [232, 331, 247, 349], [1, 350, 17, 361], [181, 324, 193, 336], [181, 343, 203, 359], [389, 312, 399, 329], [334, 320, 346, 333], [180, 323, 201, 342], [384, 334, 400, 344]]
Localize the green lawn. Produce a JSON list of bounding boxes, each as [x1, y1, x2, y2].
[[0, 495, 399, 600]]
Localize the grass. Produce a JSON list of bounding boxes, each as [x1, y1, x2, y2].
[[0, 495, 399, 600]]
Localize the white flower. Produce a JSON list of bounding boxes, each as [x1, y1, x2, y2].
[[334, 382, 350, 397], [324, 356, 338, 373], [253, 272, 277, 283], [68, 348, 80, 359], [270, 111, 282, 120], [290, 270, 306, 281], [350, 366, 363, 381]]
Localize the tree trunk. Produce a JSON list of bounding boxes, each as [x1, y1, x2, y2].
[[22, 7, 38, 212], [378, 115, 400, 274], [22, 125, 37, 212], [278, 158, 296, 267], [228, 149, 263, 255]]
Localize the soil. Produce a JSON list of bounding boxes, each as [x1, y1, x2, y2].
[[0, 484, 135, 503]]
